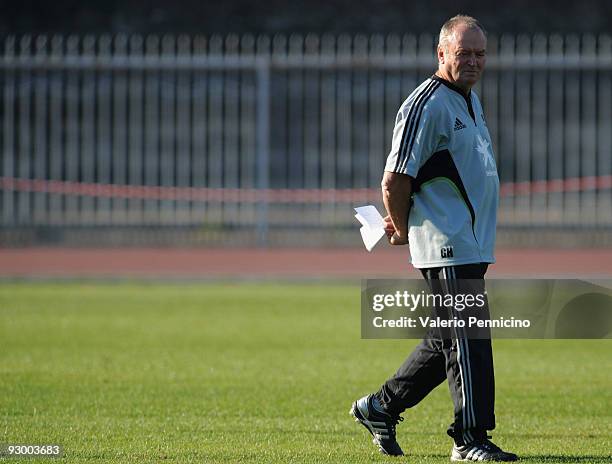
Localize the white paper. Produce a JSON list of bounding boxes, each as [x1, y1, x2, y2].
[[354, 205, 385, 229], [354, 205, 386, 252]]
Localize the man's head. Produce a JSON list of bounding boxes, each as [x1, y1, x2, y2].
[[437, 15, 487, 92]]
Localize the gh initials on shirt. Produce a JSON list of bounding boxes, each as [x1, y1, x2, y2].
[[441, 246, 454, 258]]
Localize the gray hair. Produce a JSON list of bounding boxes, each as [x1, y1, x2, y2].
[[438, 15, 487, 50]]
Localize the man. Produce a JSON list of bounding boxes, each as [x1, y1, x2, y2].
[[350, 15, 518, 462]]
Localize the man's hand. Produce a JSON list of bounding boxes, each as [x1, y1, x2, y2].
[[389, 232, 408, 245], [383, 215, 395, 239], [383, 215, 409, 245]]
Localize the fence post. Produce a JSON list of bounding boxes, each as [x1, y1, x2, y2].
[[255, 54, 270, 247], [2, 36, 15, 226]]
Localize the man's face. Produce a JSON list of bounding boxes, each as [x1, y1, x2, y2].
[[438, 24, 487, 90]]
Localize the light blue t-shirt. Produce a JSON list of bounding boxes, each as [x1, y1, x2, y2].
[[384, 75, 499, 269]]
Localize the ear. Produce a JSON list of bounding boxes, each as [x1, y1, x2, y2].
[[437, 45, 445, 64]]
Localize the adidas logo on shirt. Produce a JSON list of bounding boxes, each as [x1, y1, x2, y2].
[[454, 117, 467, 131]]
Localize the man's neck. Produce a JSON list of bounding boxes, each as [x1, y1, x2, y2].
[[434, 71, 471, 96]]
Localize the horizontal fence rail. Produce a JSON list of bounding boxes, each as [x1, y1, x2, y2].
[[1, 33, 611, 246], [2, 175, 610, 201]]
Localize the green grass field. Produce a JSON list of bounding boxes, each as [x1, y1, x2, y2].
[[1, 282, 610, 463]]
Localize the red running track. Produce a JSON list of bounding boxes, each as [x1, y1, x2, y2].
[[0, 248, 610, 279]]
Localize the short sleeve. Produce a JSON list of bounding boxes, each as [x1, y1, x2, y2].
[[385, 99, 443, 178]]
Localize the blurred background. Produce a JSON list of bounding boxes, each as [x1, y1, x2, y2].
[[0, 0, 611, 277], [1, 6, 610, 463]]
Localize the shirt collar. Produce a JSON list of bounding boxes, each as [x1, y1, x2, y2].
[[431, 74, 471, 100]]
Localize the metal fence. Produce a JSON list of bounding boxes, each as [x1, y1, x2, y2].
[[1, 34, 611, 246]]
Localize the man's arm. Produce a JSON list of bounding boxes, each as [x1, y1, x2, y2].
[[381, 171, 412, 245]]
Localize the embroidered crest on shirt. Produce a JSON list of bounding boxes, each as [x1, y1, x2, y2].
[[476, 135, 497, 176]]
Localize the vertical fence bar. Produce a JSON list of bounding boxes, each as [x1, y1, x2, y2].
[[336, 35, 352, 193], [320, 34, 336, 225], [255, 43, 271, 246], [176, 35, 192, 224], [3, 37, 15, 225], [96, 35, 112, 225], [33, 36, 48, 225], [223, 35, 240, 228], [547, 35, 564, 224], [400, 34, 417, 99], [49, 36, 64, 225], [352, 35, 368, 192], [112, 35, 128, 225], [287, 33, 304, 229], [160, 35, 177, 224], [239, 35, 256, 228], [128, 35, 144, 224], [191, 36, 207, 225], [207, 35, 223, 228], [269, 35, 287, 228], [417, 33, 435, 85], [368, 35, 385, 200], [304, 34, 321, 226], [483, 35, 500, 173], [564, 35, 581, 225], [515, 35, 532, 224], [580, 34, 598, 226], [144, 35, 160, 224], [531, 35, 548, 226], [80, 35, 96, 225], [384, 34, 401, 177], [499, 34, 516, 224], [17, 36, 32, 225], [64, 36, 79, 224], [597, 35, 612, 226]]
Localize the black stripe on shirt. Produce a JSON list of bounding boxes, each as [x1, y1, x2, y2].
[[398, 81, 441, 173], [392, 80, 439, 172]]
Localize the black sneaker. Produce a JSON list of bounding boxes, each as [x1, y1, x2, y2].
[[451, 437, 518, 462], [349, 394, 404, 456]]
